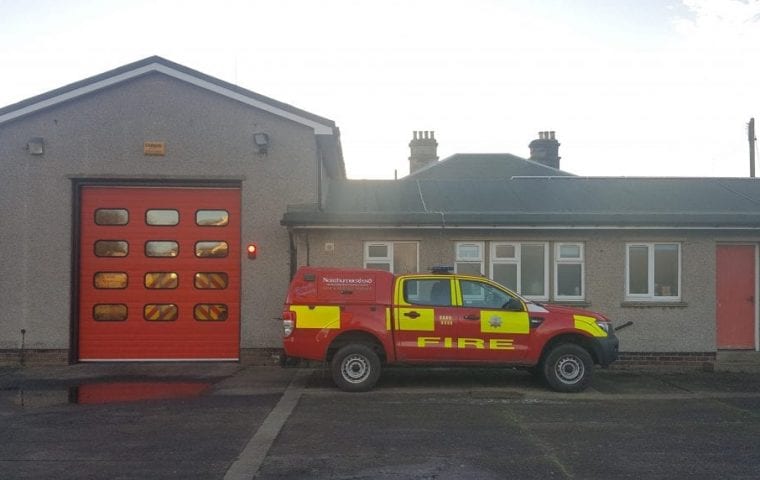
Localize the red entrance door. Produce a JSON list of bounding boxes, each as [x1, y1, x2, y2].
[[716, 245, 756, 349], [78, 186, 241, 360]]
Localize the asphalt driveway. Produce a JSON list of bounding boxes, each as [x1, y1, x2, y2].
[[2, 365, 760, 479]]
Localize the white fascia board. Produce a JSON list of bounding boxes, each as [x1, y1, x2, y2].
[[0, 63, 334, 135]]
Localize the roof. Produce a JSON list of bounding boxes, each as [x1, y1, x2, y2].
[[0, 56, 335, 135], [0, 56, 347, 178], [0, 56, 337, 134], [406, 153, 574, 179], [282, 177, 760, 229]]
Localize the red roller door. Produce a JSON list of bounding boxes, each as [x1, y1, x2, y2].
[[78, 186, 241, 360]]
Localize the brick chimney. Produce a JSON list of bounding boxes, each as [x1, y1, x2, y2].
[[409, 130, 439, 174], [529, 131, 561, 170]]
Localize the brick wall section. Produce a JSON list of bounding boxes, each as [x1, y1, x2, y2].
[[613, 352, 716, 370], [240, 348, 284, 366], [0, 349, 69, 365], [0, 349, 285, 366]]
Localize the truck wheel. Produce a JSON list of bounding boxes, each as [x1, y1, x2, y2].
[[542, 343, 593, 393], [330, 344, 381, 392]]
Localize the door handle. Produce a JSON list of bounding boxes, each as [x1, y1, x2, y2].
[[403, 311, 421, 319], [748, 296, 755, 303], [463, 314, 480, 320]]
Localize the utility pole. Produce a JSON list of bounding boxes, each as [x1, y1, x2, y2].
[[750, 118, 756, 178]]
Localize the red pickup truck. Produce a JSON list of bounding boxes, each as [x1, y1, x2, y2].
[[281, 267, 618, 392]]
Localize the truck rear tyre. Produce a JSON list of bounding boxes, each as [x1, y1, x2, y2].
[[330, 344, 381, 392], [542, 343, 593, 393]]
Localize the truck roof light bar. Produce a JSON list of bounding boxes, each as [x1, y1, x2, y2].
[[430, 265, 454, 274]]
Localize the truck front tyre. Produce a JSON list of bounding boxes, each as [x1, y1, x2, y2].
[[330, 344, 381, 392], [542, 344, 593, 393]]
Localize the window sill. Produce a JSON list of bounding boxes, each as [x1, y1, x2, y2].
[[620, 301, 688, 308]]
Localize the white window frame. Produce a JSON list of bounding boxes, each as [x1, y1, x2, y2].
[[625, 242, 681, 301], [363, 241, 419, 273], [490, 242, 519, 291], [490, 242, 549, 301], [554, 243, 585, 301], [455, 242, 484, 275]]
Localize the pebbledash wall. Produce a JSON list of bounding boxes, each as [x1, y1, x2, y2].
[[0, 57, 342, 364], [293, 228, 760, 368]]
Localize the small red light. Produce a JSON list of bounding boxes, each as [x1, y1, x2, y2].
[[247, 243, 258, 258]]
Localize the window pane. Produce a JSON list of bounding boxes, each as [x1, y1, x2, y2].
[[458, 243, 481, 260], [94, 272, 128, 289], [144, 304, 178, 321], [492, 263, 518, 291], [196, 210, 229, 226], [145, 241, 179, 257], [144, 272, 178, 289], [460, 280, 511, 308], [194, 272, 229, 289], [366, 262, 391, 271], [93, 304, 127, 321], [404, 279, 450, 306], [654, 244, 679, 296], [521, 245, 545, 296], [95, 209, 128, 225], [94, 240, 128, 257], [494, 244, 516, 259], [557, 264, 582, 297], [456, 262, 482, 275], [393, 242, 417, 274], [146, 209, 179, 226], [559, 244, 581, 258], [195, 241, 228, 258], [367, 245, 388, 258], [629, 246, 649, 294], [194, 304, 228, 321]]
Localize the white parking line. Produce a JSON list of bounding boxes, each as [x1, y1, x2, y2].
[[224, 369, 310, 480]]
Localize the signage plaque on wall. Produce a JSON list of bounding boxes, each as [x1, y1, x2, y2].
[[143, 142, 166, 156]]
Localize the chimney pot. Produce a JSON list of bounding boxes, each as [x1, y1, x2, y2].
[[409, 130, 440, 174], [529, 130, 561, 170]]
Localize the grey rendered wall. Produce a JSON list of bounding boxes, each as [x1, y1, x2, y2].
[[0, 73, 321, 353], [293, 228, 753, 353]]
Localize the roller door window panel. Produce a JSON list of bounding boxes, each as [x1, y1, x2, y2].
[[95, 209, 129, 225], [196, 210, 229, 226]]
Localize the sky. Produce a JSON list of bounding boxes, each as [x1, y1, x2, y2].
[[0, 0, 758, 179]]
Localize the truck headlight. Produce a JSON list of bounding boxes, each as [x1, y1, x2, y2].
[[595, 320, 611, 335]]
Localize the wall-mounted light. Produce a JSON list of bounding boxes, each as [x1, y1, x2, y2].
[[26, 137, 44, 156], [253, 132, 270, 154]]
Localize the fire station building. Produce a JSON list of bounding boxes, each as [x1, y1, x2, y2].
[[2, 56, 759, 366], [0, 56, 344, 363]]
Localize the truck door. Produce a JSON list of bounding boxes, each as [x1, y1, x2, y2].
[[453, 278, 531, 361], [393, 276, 459, 361]]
